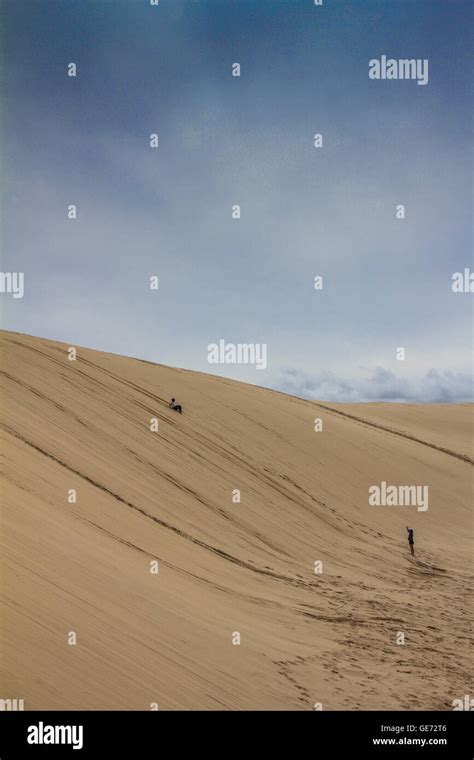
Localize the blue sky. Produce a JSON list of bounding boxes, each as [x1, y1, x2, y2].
[[1, 0, 472, 401]]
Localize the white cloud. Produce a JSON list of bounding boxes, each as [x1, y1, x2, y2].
[[278, 366, 473, 403]]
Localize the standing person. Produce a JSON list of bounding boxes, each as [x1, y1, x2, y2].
[[406, 526, 415, 556]]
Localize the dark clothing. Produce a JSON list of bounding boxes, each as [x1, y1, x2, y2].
[[408, 529, 414, 545]]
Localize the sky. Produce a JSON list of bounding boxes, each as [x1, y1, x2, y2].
[[1, 0, 472, 402]]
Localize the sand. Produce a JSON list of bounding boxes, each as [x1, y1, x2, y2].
[[0, 330, 472, 710]]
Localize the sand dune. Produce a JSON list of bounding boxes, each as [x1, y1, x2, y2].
[[0, 330, 472, 710]]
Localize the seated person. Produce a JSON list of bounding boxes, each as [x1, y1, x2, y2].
[[169, 398, 182, 413]]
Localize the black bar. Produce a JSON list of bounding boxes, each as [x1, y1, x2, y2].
[[0, 710, 471, 757]]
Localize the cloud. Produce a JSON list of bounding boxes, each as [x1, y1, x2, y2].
[[277, 366, 473, 403]]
